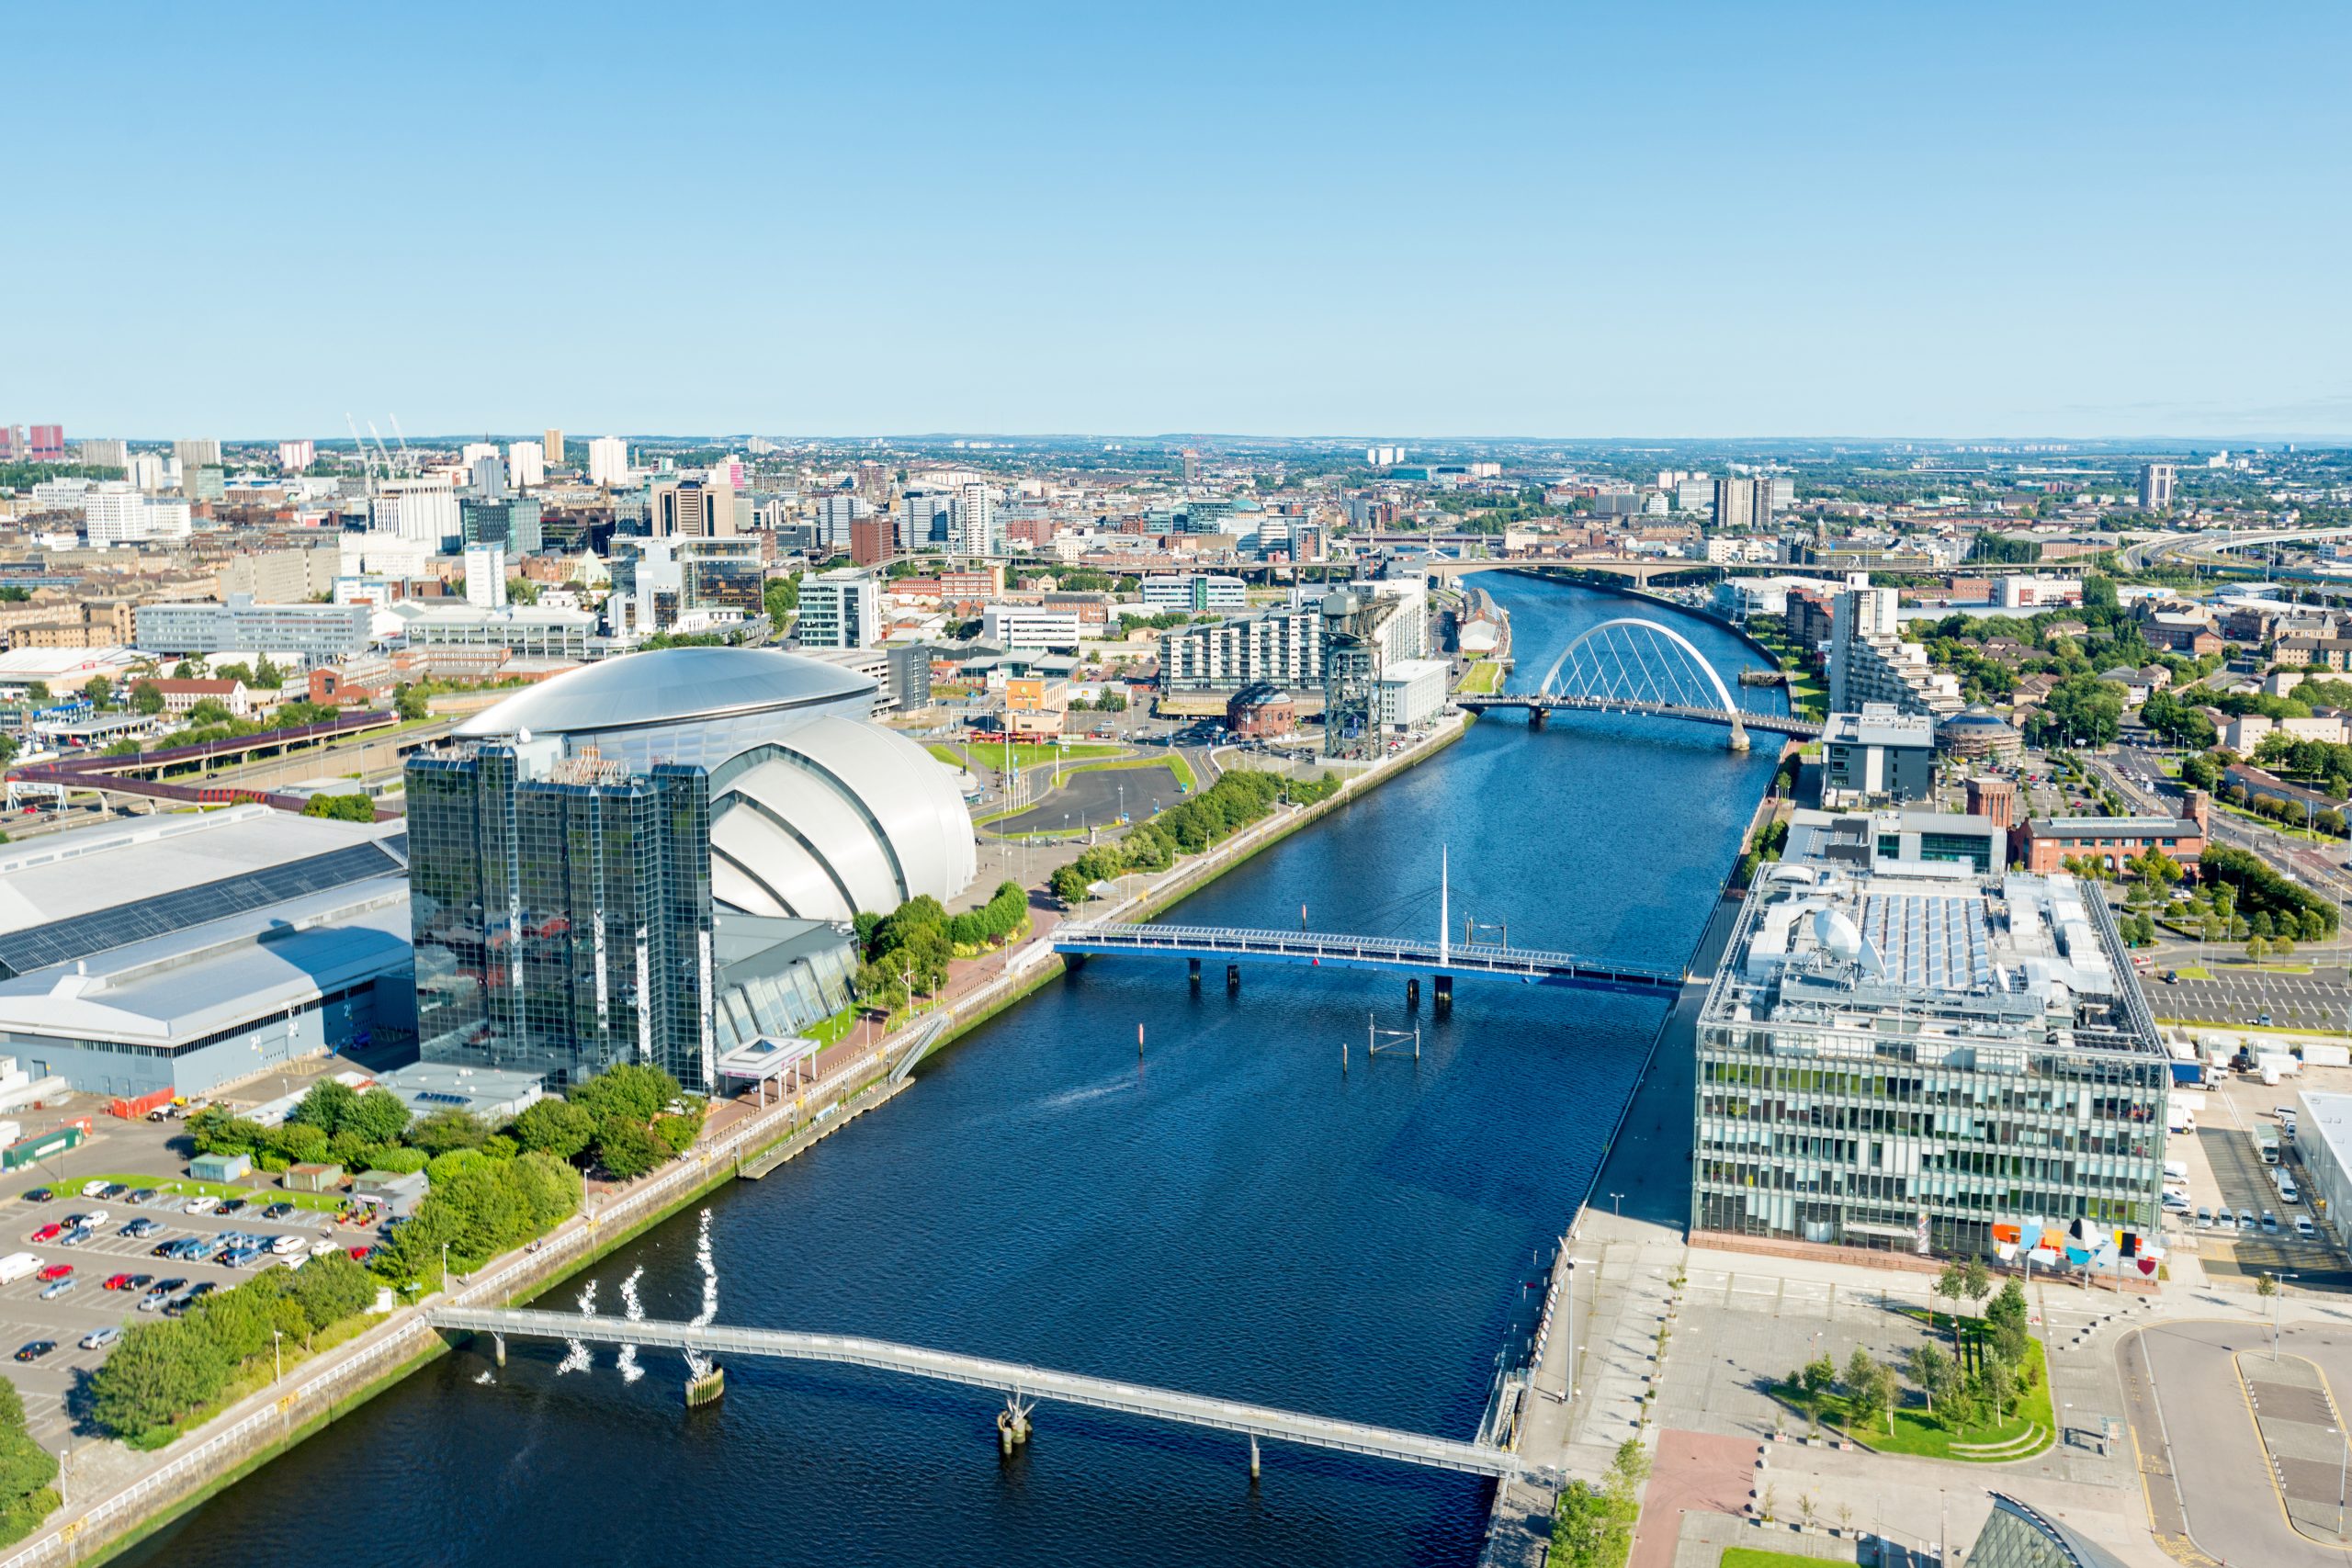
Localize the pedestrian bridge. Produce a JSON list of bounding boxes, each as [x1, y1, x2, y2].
[[424, 1305, 1534, 1480], [1052, 921, 1684, 998], [1454, 615, 1819, 750]]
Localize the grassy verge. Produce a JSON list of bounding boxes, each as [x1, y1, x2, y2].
[[1457, 660, 1503, 695], [803, 1004, 860, 1048], [927, 741, 1122, 771], [73, 1175, 347, 1213], [1722, 1551, 1844, 1568], [1772, 1326, 2052, 1461]]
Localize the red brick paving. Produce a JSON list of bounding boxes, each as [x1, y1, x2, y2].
[[1630, 1429, 1760, 1568]]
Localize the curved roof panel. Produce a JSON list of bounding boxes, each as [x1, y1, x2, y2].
[[720, 757, 904, 915], [762, 718, 978, 901], [455, 648, 876, 741]]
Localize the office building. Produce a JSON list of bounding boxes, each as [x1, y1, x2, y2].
[[901, 490, 955, 549], [2138, 462, 2176, 512], [187, 466, 226, 502], [850, 516, 896, 567], [469, 452, 510, 500], [608, 536, 763, 636], [1694, 859, 2167, 1258], [797, 567, 883, 649], [1141, 573, 1248, 612], [1781, 807, 2008, 876], [0, 808, 413, 1098], [136, 596, 372, 663], [1821, 705, 1936, 806], [2015, 793, 2209, 875], [544, 429, 564, 468], [387, 602, 597, 660], [506, 439, 546, 489], [408, 739, 716, 1090], [815, 493, 871, 550], [650, 477, 737, 537], [1994, 575, 2083, 609], [460, 496, 543, 556], [980, 604, 1082, 650], [1826, 577, 1962, 719], [588, 435, 630, 487], [1374, 659, 1449, 732], [371, 478, 461, 547]]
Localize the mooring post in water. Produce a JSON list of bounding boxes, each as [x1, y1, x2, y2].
[[1434, 975, 1453, 1017], [685, 1366, 725, 1407], [998, 1393, 1034, 1454], [1226, 963, 1239, 994], [1136, 1022, 1144, 1058], [1250, 1435, 1261, 1480], [493, 1333, 505, 1368], [1406, 976, 1420, 1009], [1188, 956, 1201, 989]]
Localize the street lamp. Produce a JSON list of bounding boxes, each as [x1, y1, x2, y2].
[[1610, 1190, 1625, 1218], [2270, 1270, 2300, 1361]]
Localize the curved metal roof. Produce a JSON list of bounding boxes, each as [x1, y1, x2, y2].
[[455, 648, 876, 740]]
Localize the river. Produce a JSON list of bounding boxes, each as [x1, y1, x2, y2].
[[111, 578, 1781, 1568]]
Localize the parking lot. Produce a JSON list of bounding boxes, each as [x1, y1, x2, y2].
[[2169, 1070, 2352, 1291], [2157, 961, 2352, 1032]]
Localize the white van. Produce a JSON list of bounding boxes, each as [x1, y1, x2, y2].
[[2164, 1160, 2190, 1184], [2281, 1178, 2301, 1205], [0, 1253, 40, 1286]]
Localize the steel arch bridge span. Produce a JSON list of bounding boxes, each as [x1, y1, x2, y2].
[[1539, 617, 1741, 709]]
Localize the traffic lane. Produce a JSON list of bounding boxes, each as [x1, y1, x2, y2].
[[2136, 1320, 2345, 1568]]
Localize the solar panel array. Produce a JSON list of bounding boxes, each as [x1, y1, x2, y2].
[[1859, 893, 1994, 992], [0, 840, 405, 980]]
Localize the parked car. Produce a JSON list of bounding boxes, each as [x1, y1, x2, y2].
[[97, 1184, 127, 1201], [52, 1228, 90, 1248], [13, 1342, 54, 1362], [262, 1203, 294, 1221], [2297, 1215, 2319, 1241], [19, 1190, 51, 1204], [183, 1195, 220, 1215], [35, 1264, 72, 1283], [2263, 1211, 2281, 1234], [80, 1209, 108, 1228], [129, 1189, 155, 1205], [122, 1218, 158, 1239], [27, 1224, 61, 1244], [218, 1200, 247, 1216], [39, 1278, 74, 1300], [78, 1326, 121, 1351], [102, 1273, 134, 1292], [2196, 1206, 2214, 1228], [78, 1180, 108, 1199]]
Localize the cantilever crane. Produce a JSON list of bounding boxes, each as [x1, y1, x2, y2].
[[388, 413, 413, 478], [345, 412, 377, 485]]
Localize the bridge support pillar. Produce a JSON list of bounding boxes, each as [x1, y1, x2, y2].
[[999, 1394, 1035, 1453], [1250, 1434, 1261, 1480], [1434, 976, 1453, 1017], [1727, 720, 1750, 754], [1227, 964, 1240, 995], [492, 1333, 505, 1368], [1528, 705, 1548, 731], [685, 1367, 725, 1407], [1406, 977, 1420, 1010], [1188, 957, 1201, 989]]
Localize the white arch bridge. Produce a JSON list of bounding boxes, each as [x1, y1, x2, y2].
[[1454, 616, 1821, 750]]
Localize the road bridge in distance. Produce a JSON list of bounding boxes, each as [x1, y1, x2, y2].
[[424, 1305, 1535, 1481]]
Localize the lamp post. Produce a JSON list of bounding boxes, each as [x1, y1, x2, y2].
[[2271, 1271, 2300, 1361], [272, 1327, 282, 1384], [1610, 1190, 1625, 1219]]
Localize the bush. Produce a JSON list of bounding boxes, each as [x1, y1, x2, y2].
[[510, 1098, 595, 1161], [0, 1381, 55, 1545], [300, 794, 376, 822]]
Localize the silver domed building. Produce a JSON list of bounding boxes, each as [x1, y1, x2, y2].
[[456, 648, 977, 920]]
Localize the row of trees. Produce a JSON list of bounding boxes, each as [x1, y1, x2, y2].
[[1546, 1438, 1647, 1568], [85, 1253, 381, 1446], [1787, 1272, 2036, 1442], [1048, 770, 1340, 904], [2203, 844, 2341, 936], [510, 1061, 703, 1181], [0, 1383, 56, 1544], [847, 883, 1030, 1010]]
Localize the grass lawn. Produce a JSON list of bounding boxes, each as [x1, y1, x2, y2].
[[804, 1004, 862, 1048], [1457, 660, 1504, 695], [78, 1173, 347, 1213], [926, 741, 1123, 772], [2173, 964, 2215, 980], [1773, 1322, 2053, 1461], [1722, 1551, 1843, 1568]]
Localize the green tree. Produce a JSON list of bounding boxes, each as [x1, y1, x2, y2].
[[130, 679, 164, 715], [288, 1078, 358, 1137], [594, 1118, 662, 1180], [86, 1322, 233, 1438], [1846, 1348, 1897, 1434], [1906, 1341, 1954, 1415], [1934, 1260, 1968, 1336], [343, 1088, 413, 1147], [510, 1097, 596, 1161], [408, 1108, 489, 1156], [393, 682, 429, 721]]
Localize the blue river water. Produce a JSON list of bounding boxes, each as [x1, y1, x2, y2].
[[111, 578, 1781, 1568]]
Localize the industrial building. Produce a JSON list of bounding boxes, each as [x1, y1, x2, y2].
[[0, 809, 414, 1099], [1693, 854, 2167, 1258]]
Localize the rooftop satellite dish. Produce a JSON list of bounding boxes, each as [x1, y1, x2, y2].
[[517, 727, 532, 745]]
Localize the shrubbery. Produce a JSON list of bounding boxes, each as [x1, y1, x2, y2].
[[0, 1382, 56, 1543], [1049, 770, 1337, 903]]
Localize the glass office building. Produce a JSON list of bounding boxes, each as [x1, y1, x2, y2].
[[407, 741, 716, 1091], [1694, 861, 2168, 1258]]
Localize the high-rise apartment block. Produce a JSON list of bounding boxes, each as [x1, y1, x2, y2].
[[506, 440, 546, 489], [544, 429, 564, 468], [587, 436, 629, 488], [1826, 577, 1962, 719], [2139, 462, 2176, 511], [277, 439, 315, 472], [28, 425, 64, 461], [797, 568, 883, 649], [78, 437, 128, 468], [407, 740, 715, 1091], [174, 437, 220, 469], [956, 482, 996, 558]]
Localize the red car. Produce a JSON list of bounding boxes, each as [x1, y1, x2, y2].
[[102, 1273, 133, 1292], [27, 1224, 61, 1243], [346, 1247, 371, 1261], [35, 1264, 72, 1283]]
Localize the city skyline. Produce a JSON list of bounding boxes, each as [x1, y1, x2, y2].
[[9, 2, 2350, 440]]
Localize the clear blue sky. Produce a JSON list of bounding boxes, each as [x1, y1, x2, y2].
[[9, 1, 2348, 441]]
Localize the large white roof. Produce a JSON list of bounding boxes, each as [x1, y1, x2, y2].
[[455, 647, 876, 741]]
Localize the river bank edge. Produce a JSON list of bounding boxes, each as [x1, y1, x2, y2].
[[48, 717, 1476, 1568]]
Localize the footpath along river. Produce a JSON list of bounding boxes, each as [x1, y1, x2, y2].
[[113, 577, 1782, 1568]]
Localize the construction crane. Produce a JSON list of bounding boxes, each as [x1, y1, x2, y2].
[[364, 421, 397, 480], [345, 413, 377, 485], [389, 414, 413, 478]]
